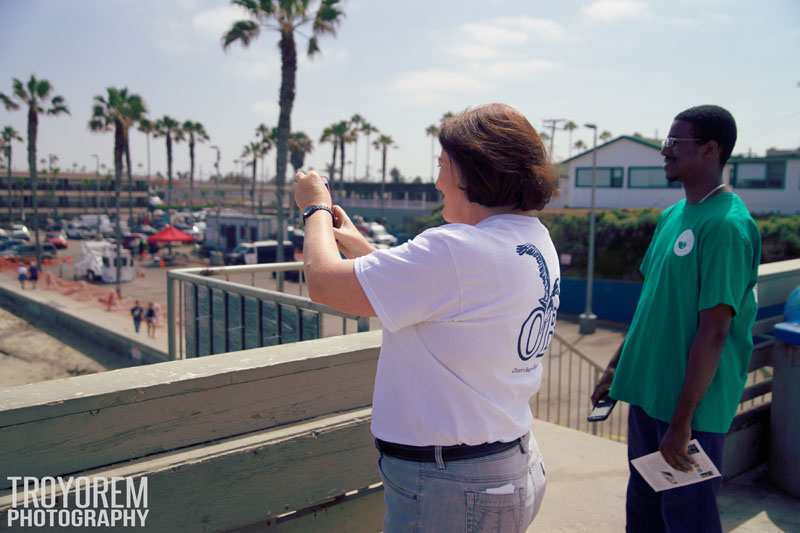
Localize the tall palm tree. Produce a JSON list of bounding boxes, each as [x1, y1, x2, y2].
[[242, 140, 268, 213], [288, 131, 313, 173], [1, 126, 24, 220], [425, 124, 440, 182], [564, 121, 578, 157], [255, 123, 274, 183], [89, 87, 146, 295], [182, 120, 210, 212], [599, 130, 613, 142], [373, 134, 395, 217], [138, 117, 156, 179], [153, 116, 183, 215], [574, 139, 587, 152], [320, 125, 338, 185], [360, 121, 378, 180], [329, 120, 350, 193], [349, 114, 363, 180], [0, 75, 69, 265], [223, 0, 345, 265]]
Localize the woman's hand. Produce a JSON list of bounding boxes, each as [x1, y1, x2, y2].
[[293, 170, 332, 210], [331, 205, 376, 259]]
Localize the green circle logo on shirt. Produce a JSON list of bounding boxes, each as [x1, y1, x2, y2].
[[673, 229, 695, 257]]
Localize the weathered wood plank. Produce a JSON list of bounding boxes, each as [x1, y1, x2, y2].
[[739, 379, 772, 403], [0, 409, 380, 533], [0, 333, 381, 491], [229, 487, 385, 533]]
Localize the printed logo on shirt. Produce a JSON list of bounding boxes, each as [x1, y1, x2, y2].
[[516, 243, 560, 361], [673, 229, 695, 257]]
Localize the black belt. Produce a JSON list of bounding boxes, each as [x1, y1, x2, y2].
[[375, 437, 521, 463]]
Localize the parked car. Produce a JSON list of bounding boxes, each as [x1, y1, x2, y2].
[[367, 223, 398, 247], [10, 224, 31, 241], [3, 243, 57, 260], [131, 224, 156, 236], [47, 231, 68, 249], [0, 239, 25, 254]]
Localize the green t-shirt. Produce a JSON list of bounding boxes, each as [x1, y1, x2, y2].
[[610, 191, 761, 434]]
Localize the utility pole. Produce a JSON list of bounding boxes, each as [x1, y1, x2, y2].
[[542, 118, 567, 162]]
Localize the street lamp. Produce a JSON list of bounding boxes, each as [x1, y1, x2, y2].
[[91, 154, 100, 218], [579, 123, 598, 335]]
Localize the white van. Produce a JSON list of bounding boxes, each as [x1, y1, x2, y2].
[[75, 241, 134, 283]]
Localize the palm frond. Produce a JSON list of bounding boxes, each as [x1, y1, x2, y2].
[[34, 78, 52, 100], [312, 0, 343, 36], [222, 20, 261, 49], [12, 79, 29, 104], [0, 93, 20, 111]]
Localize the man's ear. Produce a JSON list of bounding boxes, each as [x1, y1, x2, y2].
[[702, 140, 721, 164]]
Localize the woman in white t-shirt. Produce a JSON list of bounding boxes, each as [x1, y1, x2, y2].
[[293, 103, 560, 532]]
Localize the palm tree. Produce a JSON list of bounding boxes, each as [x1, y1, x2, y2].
[[0, 75, 69, 265], [599, 130, 613, 142], [360, 121, 378, 180], [320, 125, 338, 185], [349, 114, 363, 180], [138, 117, 156, 179], [564, 121, 578, 157], [425, 124, 440, 182], [255, 123, 275, 184], [223, 0, 345, 265], [89, 87, 146, 295], [182, 120, 210, 212], [574, 139, 587, 152], [153, 116, 183, 215], [329, 120, 350, 194], [288, 131, 314, 173], [242, 141, 264, 213], [1, 126, 23, 220], [373, 134, 395, 216]]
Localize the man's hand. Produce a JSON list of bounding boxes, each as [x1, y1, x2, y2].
[[659, 421, 694, 472], [591, 366, 615, 406], [331, 206, 375, 259]]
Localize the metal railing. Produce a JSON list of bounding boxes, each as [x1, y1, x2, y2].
[[167, 262, 370, 359], [535, 333, 629, 441]]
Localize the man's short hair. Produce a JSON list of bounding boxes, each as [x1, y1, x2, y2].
[[674, 105, 737, 167], [438, 103, 556, 211]]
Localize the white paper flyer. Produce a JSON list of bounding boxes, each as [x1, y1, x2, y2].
[[631, 439, 721, 492]]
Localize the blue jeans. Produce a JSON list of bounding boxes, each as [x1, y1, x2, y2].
[[376, 431, 546, 532], [626, 405, 725, 533]]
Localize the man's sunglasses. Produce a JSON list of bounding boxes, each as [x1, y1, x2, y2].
[[661, 137, 706, 150]]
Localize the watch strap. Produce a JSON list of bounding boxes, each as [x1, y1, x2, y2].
[[303, 204, 333, 222]]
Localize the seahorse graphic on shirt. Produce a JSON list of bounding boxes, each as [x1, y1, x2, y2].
[[516, 243, 560, 361]]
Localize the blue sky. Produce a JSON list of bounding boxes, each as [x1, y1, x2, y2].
[[1, 0, 798, 182]]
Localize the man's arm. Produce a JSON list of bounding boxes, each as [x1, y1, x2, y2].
[[659, 304, 733, 471]]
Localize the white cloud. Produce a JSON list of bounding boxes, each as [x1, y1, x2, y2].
[[192, 5, 249, 37], [388, 69, 485, 103], [484, 59, 557, 80], [489, 17, 566, 41], [446, 44, 499, 61], [581, 0, 649, 23], [461, 22, 529, 47]]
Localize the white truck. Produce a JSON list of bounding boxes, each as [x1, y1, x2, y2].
[[75, 240, 134, 283]]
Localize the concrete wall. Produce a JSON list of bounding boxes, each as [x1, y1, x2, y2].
[[0, 285, 167, 364]]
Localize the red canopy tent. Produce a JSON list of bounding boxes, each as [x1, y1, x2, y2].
[[147, 226, 193, 244]]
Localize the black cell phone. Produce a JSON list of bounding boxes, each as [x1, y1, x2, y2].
[[587, 395, 617, 422]]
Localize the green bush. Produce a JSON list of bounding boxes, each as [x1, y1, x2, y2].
[[407, 208, 800, 280]]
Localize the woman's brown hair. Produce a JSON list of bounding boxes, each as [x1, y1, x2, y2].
[[438, 103, 556, 211]]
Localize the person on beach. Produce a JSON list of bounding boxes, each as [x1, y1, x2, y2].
[[17, 263, 28, 289], [145, 302, 157, 338], [294, 103, 559, 532], [27, 261, 39, 290], [131, 300, 144, 334]]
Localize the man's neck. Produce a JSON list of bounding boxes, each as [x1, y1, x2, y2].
[[683, 173, 726, 204]]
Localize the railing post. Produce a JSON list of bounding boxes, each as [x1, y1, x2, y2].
[[167, 273, 176, 360], [357, 317, 370, 333]]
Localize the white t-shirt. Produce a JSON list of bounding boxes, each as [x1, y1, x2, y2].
[[354, 213, 561, 446]]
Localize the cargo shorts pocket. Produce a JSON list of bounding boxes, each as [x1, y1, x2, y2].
[[465, 486, 525, 533]]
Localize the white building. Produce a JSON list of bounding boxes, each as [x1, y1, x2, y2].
[[557, 136, 800, 214]]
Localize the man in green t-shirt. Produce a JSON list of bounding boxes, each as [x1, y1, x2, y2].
[[591, 105, 761, 533]]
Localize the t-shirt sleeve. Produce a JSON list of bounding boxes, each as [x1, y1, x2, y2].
[[698, 220, 755, 316], [354, 228, 461, 332]]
